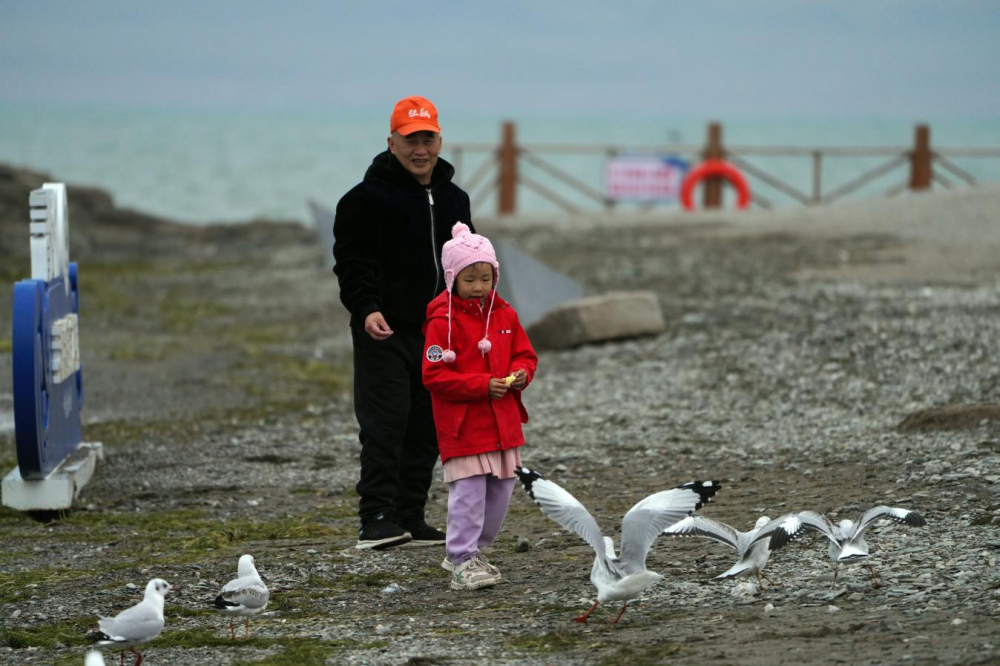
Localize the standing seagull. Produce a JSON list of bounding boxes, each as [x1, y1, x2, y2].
[[769, 506, 928, 588], [212, 554, 270, 639], [662, 515, 793, 589], [89, 578, 172, 666], [515, 466, 720, 623]]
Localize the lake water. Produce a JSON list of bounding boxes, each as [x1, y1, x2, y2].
[[2, 104, 1000, 225]]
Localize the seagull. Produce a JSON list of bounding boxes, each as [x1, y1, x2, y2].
[[212, 554, 270, 639], [769, 506, 928, 588], [85, 651, 106, 666], [515, 466, 720, 623], [89, 578, 172, 666], [662, 514, 794, 589]]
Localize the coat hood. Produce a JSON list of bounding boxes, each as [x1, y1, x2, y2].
[[364, 150, 457, 192]]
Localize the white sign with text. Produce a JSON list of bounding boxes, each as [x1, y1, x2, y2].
[[605, 156, 689, 201]]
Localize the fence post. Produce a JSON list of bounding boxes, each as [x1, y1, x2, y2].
[[498, 121, 517, 215], [702, 122, 724, 208], [909, 124, 932, 191]]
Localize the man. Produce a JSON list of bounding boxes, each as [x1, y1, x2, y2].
[[333, 96, 473, 549]]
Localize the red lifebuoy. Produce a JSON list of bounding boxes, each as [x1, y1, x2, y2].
[[680, 160, 752, 210]]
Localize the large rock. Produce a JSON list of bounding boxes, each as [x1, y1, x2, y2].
[[526, 291, 666, 350]]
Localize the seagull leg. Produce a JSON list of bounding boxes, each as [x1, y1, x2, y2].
[[762, 572, 780, 588], [867, 563, 881, 589], [229, 619, 236, 640], [831, 563, 839, 589], [611, 603, 628, 624], [755, 571, 768, 593], [244, 617, 250, 639], [120, 651, 125, 666], [129, 646, 143, 666], [572, 601, 599, 624]]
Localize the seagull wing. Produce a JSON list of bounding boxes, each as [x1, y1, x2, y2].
[[852, 506, 927, 539], [619, 480, 721, 571], [219, 576, 270, 610], [662, 515, 740, 551], [743, 513, 799, 551], [515, 467, 608, 565], [98, 601, 163, 642], [767, 511, 840, 551]]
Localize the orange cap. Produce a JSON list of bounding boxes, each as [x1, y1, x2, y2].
[[390, 96, 440, 135]]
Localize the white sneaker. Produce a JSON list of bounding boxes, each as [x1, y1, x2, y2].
[[450, 557, 500, 590], [442, 553, 500, 577]]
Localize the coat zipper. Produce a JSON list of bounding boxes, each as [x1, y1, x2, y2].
[[427, 188, 439, 300]]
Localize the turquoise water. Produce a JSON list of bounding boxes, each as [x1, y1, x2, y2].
[[2, 104, 999, 225]]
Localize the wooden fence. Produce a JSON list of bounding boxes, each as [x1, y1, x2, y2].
[[448, 122, 1000, 215]]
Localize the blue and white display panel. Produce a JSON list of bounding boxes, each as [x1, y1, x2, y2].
[[12, 183, 84, 479]]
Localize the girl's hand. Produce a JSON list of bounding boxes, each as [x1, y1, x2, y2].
[[488, 378, 510, 400], [510, 368, 528, 390]]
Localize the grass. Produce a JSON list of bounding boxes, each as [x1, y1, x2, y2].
[[507, 629, 586, 653], [597, 642, 685, 666], [0, 615, 93, 649], [0, 562, 110, 604], [230, 638, 389, 665]]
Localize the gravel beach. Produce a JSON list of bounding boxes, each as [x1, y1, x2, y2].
[[0, 164, 998, 665]]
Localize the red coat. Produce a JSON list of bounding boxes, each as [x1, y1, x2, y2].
[[422, 290, 538, 463]]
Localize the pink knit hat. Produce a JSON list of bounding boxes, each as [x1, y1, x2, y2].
[[440, 222, 500, 363], [442, 222, 499, 293]]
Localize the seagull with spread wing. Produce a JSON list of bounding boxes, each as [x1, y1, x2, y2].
[[769, 506, 928, 588], [663, 514, 795, 589], [515, 466, 720, 623], [212, 554, 270, 639]]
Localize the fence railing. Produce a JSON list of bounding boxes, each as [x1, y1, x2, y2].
[[448, 122, 1000, 215]]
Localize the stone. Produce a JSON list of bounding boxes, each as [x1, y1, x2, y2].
[[515, 537, 531, 553], [526, 291, 666, 350]]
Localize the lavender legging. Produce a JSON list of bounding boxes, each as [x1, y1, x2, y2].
[[446, 474, 517, 565]]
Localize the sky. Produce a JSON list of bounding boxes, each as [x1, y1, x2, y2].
[[1, 0, 999, 120]]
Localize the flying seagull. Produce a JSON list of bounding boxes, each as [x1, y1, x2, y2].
[[212, 554, 270, 639], [515, 466, 720, 623], [769, 506, 928, 588], [89, 578, 172, 666], [663, 514, 794, 589]]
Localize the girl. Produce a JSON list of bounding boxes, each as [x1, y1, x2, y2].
[[422, 222, 538, 590]]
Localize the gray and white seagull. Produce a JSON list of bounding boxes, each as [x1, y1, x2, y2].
[[515, 466, 720, 623], [769, 506, 928, 588], [89, 578, 172, 666], [662, 514, 794, 589], [212, 554, 270, 639]]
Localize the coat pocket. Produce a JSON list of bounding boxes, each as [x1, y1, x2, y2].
[[514, 392, 529, 424], [451, 403, 470, 437]]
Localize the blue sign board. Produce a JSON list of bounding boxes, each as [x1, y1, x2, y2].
[[11, 184, 84, 479]]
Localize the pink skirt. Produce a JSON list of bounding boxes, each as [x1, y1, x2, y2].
[[443, 447, 522, 483]]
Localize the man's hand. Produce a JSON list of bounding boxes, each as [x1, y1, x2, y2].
[[488, 377, 510, 400], [364, 312, 394, 340], [509, 368, 528, 390]]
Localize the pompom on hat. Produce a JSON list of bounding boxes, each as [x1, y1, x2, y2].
[[440, 222, 500, 363]]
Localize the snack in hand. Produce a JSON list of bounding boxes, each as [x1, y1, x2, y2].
[[503, 373, 517, 386]]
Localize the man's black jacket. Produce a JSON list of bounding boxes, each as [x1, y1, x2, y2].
[[333, 150, 473, 330]]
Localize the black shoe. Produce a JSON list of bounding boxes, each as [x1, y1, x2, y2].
[[398, 517, 446, 547], [356, 514, 412, 550]]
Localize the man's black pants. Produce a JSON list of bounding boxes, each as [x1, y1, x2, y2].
[[351, 325, 439, 526]]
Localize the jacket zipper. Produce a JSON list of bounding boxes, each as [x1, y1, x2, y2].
[[427, 189, 439, 300]]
